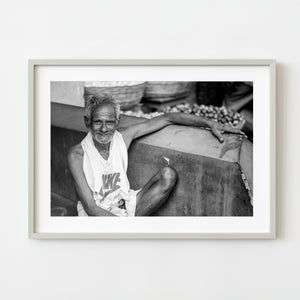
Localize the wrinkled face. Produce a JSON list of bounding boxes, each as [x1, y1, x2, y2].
[[90, 104, 118, 144]]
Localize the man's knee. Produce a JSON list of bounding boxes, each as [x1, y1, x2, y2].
[[160, 166, 177, 189]]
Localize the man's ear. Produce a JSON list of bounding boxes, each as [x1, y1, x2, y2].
[[84, 116, 90, 128]]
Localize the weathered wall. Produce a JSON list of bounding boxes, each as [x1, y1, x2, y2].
[[51, 81, 84, 107]]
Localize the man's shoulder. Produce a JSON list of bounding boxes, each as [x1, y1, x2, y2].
[[117, 126, 129, 135], [67, 143, 83, 165], [117, 127, 134, 150]]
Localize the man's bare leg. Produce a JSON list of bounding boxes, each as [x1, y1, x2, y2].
[[135, 166, 177, 216]]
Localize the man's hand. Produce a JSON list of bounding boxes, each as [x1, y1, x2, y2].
[[209, 121, 246, 143]]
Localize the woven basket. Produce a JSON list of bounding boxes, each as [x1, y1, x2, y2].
[[84, 82, 146, 110], [144, 81, 193, 103]]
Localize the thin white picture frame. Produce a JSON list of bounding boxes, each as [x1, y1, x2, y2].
[[28, 59, 276, 239]]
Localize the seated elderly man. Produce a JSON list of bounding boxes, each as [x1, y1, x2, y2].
[[67, 95, 243, 217]]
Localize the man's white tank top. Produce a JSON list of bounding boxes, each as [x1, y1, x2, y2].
[[78, 131, 137, 216]]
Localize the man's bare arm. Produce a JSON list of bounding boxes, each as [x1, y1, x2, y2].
[[121, 112, 244, 148], [67, 145, 116, 216]]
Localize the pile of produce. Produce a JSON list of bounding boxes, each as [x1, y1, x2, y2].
[[121, 103, 244, 128], [120, 109, 163, 119], [162, 104, 244, 127]]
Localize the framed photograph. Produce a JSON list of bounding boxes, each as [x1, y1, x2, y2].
[[29, 59, 276, 239]]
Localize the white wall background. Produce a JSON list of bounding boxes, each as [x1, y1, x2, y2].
[[0, 0, 299, 299]]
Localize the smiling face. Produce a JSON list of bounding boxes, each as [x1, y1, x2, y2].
[[90, 104, 118, 145]]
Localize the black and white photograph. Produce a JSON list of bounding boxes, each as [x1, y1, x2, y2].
[[51, 80, 253, 217]]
